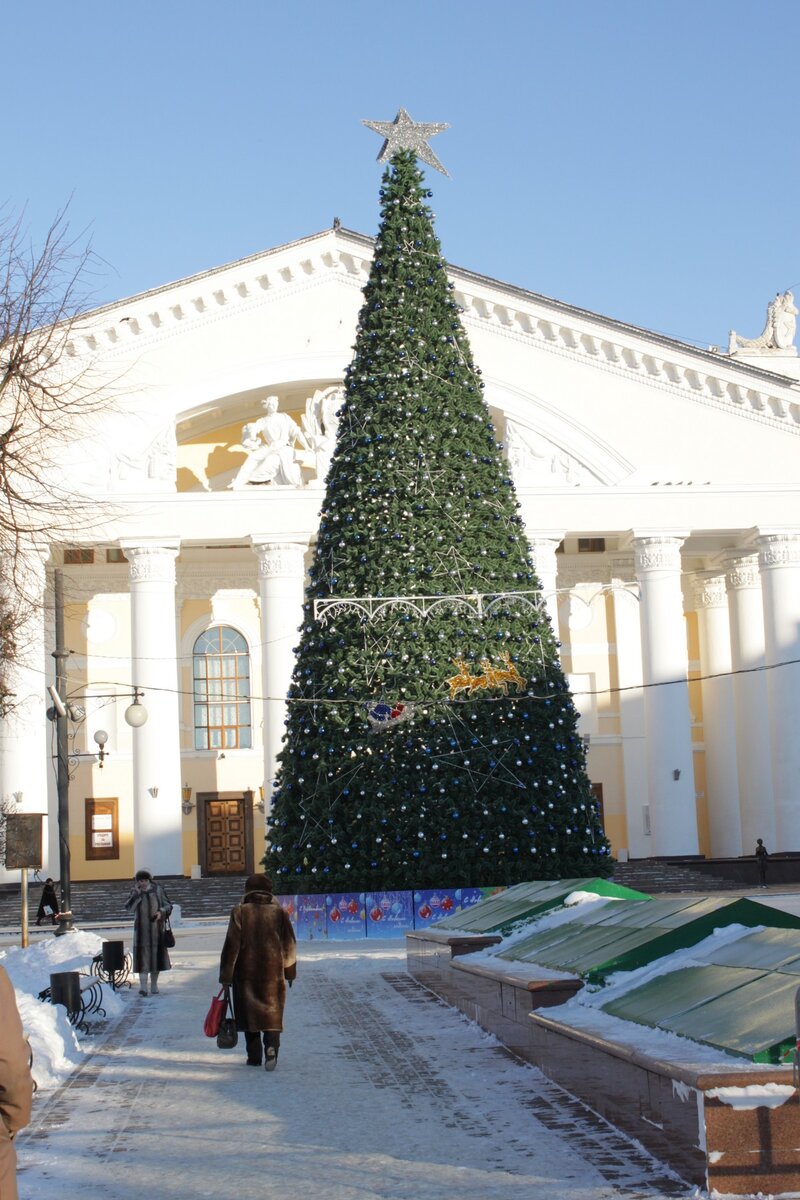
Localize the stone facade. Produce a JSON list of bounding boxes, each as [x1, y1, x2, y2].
[[1, 228, 798, 881]]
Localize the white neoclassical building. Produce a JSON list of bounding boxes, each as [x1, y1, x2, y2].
[[1, 227, 798, 883]]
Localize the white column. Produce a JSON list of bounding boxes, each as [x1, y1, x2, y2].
[[0, 550, 50, 883], [692, 573, 741, 856], [528, 533, 564, 639], [756, 531, 800, 851], [251, 539, 307, 815], [631, 534, 699, 855], [608, 555, 650, 858], [725, 552, 775, 850], [121, 541, 183, 876]]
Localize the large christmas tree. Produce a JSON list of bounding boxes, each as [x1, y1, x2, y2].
[[266, 115, 609, 892]]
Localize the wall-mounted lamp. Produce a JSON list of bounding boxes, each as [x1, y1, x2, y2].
[[148, 786, 159, 798], [181, 783, 195, 815], [672, 768, 681, 781], [94, 729, 109, 768], [11, 791, 23, 806], [255, 785, 265, 813]]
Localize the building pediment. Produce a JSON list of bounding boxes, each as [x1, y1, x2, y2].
[[58, 226, 800, 509]]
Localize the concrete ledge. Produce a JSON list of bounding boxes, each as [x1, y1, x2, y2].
[[527, 1011, 798, 1194], [405, 929, 502, 997]]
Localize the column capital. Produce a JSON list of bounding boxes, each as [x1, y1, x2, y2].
[[755, 531, 800, 570], [251, 537, 308, 580], [724, 552, 760, 591], [628, 534, 687, 576], [692, 573, 728, 611], [121, 541, 180, 585]]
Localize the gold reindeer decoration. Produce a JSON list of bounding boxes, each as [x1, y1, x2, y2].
[[447, 651, 526, 700]]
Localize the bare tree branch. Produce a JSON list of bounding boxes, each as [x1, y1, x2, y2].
[[0, 205, 113, 716]]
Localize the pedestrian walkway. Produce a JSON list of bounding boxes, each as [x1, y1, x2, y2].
[[16, 929, 691, 1200]]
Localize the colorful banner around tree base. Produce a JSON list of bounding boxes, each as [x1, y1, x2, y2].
[[276, 886, 501, 940]]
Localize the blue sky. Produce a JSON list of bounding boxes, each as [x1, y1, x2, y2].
[[4, 1, 798, 351]]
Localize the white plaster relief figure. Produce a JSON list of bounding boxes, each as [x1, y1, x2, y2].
[[301, 386, 343, 484], [504, 419, 595, 485], [228, 395, 310, 489], [728, 291, 798, 354], [110, 421, 177, 490]]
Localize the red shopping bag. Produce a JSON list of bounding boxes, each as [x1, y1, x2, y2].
[[204, 988, 227, 1038]]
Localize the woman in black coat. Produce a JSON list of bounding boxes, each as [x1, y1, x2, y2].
[[35, 878, 58, 926]]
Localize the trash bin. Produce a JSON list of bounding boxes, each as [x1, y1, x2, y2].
[[50, 970, 81, 1014], [102, 940, 125, 973]]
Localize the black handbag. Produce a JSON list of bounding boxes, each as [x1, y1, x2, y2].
[[217, 987, 238, 1049], [162, 917, 175, 949]]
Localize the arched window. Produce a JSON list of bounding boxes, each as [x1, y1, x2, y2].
[[193, 627, 252, 750]]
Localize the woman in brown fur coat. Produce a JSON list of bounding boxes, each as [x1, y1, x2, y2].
[[219, 873, 297, 1070]]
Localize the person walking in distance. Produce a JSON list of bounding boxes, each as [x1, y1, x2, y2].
[[755, 838, 769, 888], [124, 869, 173, 995], [35, 877, 58, 926], [219, 874, 296, 1071], [0, 964, 34, 1200]]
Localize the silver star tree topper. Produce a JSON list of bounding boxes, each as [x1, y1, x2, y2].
[[362, 107, 450, 177]]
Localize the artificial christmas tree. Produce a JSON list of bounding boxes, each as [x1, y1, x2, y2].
[[266, 114, 609, 892]]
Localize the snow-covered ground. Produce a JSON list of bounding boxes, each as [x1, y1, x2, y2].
[[5, 891, 798, 1198], [5, 925, 696, 1200]]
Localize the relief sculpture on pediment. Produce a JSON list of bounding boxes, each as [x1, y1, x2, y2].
[[228, 396, 311, 489], [227, 388, 344, 491], [301, 386, 344, 485], [110, 422, 177, 491], [504, 419, 597, 486]]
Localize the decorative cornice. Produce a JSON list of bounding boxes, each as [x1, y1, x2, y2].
[[178, 577, 257, 601], [608, 554, 636, 585], [756, 533, 800, 569], [555, 563, 612, 588], [63, 231, 800, 438]]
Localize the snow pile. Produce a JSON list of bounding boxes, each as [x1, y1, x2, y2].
[[0, 930, 128, 1090], [706, 1082, 796, 1109]]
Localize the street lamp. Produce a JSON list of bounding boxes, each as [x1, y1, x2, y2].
[[50, 568, 148, 934]]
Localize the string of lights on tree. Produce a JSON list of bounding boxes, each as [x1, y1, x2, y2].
[[264, 111, 610, 892]]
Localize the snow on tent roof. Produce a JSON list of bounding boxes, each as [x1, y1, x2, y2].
[[431, 877, 649, 935], [496, 897, 800, 984], [600, 928, 800, 1063]]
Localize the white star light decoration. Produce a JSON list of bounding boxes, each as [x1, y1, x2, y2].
[[363, 107, 450, 176]]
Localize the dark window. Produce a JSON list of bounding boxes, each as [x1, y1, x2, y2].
[[578, 538, 606, 553], [64, 547, 95, 565], [193, 627, 252, 750], [105, 548, 128, 563]]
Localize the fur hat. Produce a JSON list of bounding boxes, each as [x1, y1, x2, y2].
[[245, 873, 273, 894]]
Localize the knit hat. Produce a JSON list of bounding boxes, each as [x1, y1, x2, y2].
[[245, 873, 273, 894]]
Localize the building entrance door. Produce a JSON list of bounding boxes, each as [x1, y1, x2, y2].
[[198, 792, 254, 876]]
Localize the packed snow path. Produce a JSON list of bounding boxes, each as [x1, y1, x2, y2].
[[16, 931, 691, 1200]]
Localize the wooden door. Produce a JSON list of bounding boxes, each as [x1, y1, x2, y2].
[[199, 792, 254, 876]]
